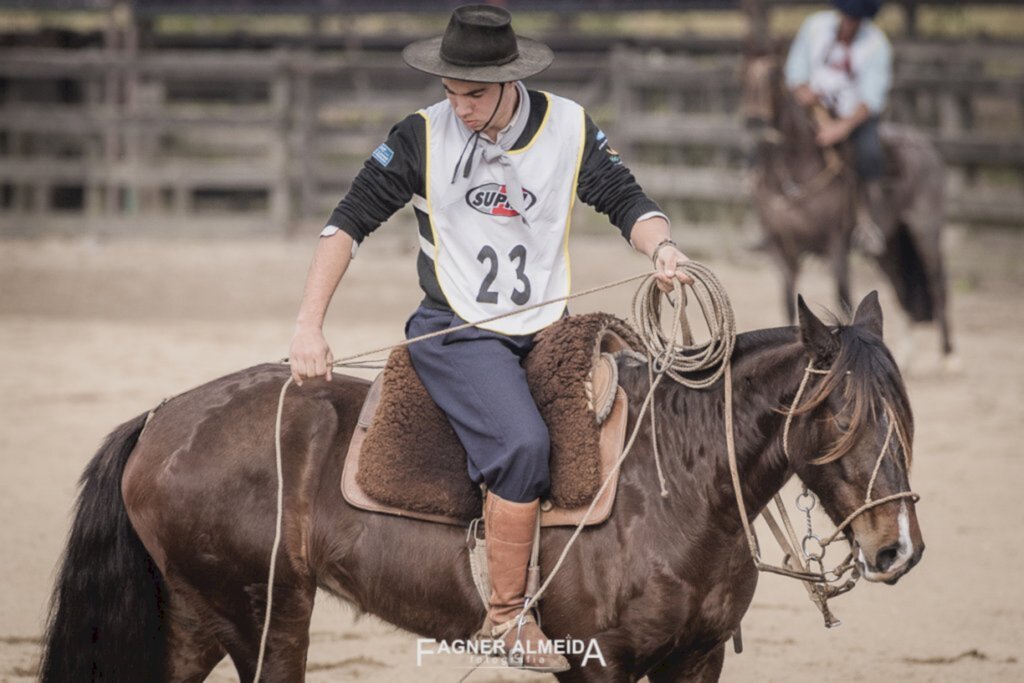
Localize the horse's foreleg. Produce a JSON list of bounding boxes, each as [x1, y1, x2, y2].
[[928, 250, 954, 357], [783, 266, 798, 324], [770, 246, 800, 324], [554, 656, 639, 683], [831, 236, 852, 315], [646, 643, 726, 683], [548, 631, 667, 683]]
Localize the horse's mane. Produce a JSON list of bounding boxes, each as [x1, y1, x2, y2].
[[617, 322, 913, 469], [793, 323, 914, 467]]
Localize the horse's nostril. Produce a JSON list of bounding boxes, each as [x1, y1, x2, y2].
[[908, 543, 925, 570], [875, 543, 901, 572]]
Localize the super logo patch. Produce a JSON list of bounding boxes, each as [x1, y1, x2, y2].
[[372, 142, 394, 167], [465, 183, 537, 217]]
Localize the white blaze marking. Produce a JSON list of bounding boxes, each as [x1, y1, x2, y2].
[[897, 501, 913, 559], [859, 502, 915, 580]]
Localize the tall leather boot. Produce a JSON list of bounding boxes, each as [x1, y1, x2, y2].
[[481, 492, 570, 673]]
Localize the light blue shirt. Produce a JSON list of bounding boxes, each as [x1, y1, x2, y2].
[[785, 10, 892, 116]]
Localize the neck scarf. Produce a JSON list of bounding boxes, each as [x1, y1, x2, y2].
[[451, 81, 532, 224]]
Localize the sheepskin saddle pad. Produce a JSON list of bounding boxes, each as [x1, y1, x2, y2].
[[341, 313, 641, 527]]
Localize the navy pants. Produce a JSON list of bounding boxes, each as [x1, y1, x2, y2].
[[405, 306, 551, 503], [850, 115, 885, 181]]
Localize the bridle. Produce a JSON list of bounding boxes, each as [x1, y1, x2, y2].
[[726, 358, 921, 626], [632, 268, 920, 627]]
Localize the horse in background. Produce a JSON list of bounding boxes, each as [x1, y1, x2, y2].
[[39, 292, 924, 682], [741, 51, 953, 359]]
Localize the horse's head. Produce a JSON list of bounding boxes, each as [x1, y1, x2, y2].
[[740, 52, 783, 132], [786, 292, 924, 584], [741, 48, 821, 151], [741, 35, 786, 133]]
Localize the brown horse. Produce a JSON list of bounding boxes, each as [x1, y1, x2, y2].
[[40, 292, 924, 682], [742, 54, 953, 357]]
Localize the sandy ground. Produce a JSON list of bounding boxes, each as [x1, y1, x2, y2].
[[1, 220, 1022, 682]]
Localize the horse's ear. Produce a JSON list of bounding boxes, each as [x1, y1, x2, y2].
[[797, 295, 837, 362], [852, 290, 883, 338]]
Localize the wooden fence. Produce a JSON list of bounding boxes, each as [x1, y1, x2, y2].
[[1, 25, 1022, 235]]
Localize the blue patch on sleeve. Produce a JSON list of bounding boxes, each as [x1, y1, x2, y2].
[[372, 143, 394, 167]]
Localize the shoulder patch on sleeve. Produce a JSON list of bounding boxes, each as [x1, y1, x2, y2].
[[372, 142, 395, 167], [596, 127, 620, 162]]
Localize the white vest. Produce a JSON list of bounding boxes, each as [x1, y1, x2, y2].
[[418, 92, 585, 335], [810, 41, 861, 118], [805, 12, 888, 117]]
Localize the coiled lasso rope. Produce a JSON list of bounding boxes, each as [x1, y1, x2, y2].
[[632, 260, 735, 387], [629, 261, 736, 496]]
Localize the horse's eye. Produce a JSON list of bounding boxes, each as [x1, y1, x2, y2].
[[833, 414, 852, 431]]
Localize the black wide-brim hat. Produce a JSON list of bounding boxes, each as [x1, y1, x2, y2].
[[833, 0, 882, 19], [403, 4, 554, 82]]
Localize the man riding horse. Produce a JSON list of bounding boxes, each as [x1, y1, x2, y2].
[[288, 5, 689, 672], [785, 0, 891, 246]]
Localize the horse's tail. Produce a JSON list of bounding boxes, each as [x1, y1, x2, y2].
[[877, 221, 935, 322], [40, 411, 168, 683]]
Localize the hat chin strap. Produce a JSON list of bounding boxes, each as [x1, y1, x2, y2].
[[451, 83, 508, 183]]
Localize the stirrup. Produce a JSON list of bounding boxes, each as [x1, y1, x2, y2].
[[486, 610, 536, 640], [507, 612, 531, 667], [502, 613, 570, 673]]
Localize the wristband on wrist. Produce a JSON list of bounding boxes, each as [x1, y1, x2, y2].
[[651, 238, 677, 266]]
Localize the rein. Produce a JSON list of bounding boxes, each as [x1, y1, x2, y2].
[[758, 99, 853, 210], [760, 127, 846, 204]]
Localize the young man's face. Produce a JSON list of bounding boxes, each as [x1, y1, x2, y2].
[[441, 78, 508, 132], [837, 14, 862, 42]]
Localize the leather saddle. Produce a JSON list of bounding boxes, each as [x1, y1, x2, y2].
[[341, 313, 640, 527]]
